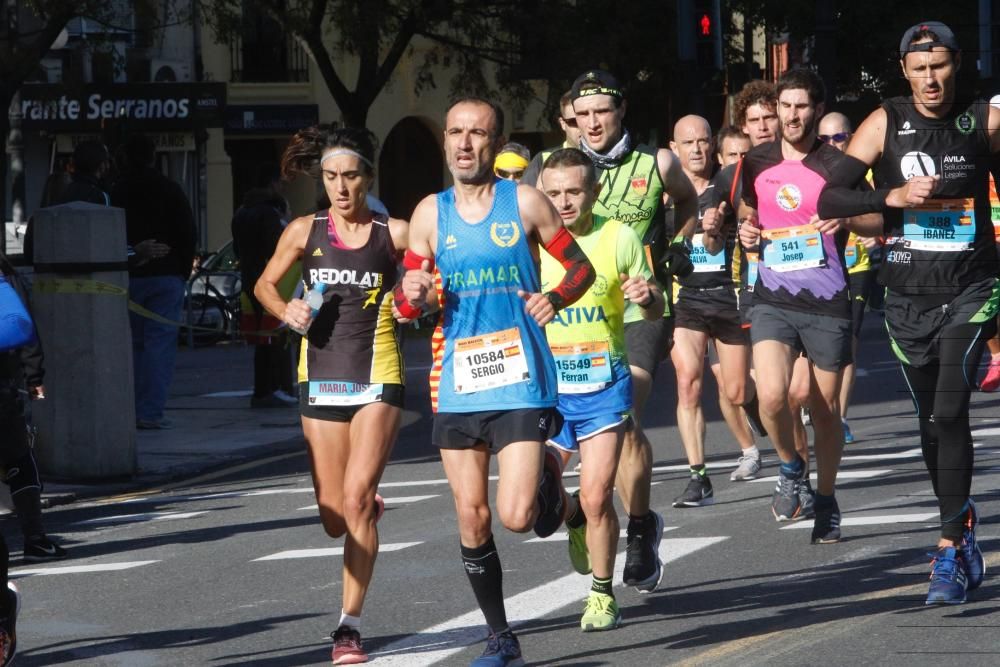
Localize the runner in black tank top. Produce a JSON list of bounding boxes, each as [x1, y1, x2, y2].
[[818, 22, 1000, 605], [255, 126, 410, 662]]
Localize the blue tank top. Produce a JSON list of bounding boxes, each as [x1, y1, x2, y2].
[[433, 179, 557, 412]]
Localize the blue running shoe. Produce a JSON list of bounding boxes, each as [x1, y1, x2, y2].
[[841, 418, 854, 444], [961, 499, 985, 591], [925, 547, 968, 605], [470, 630, 524, 667]]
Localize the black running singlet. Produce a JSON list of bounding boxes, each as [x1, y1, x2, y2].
[[876, 97, 999, 296]]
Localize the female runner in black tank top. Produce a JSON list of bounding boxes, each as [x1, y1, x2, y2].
[[255, 126, 410, 664]]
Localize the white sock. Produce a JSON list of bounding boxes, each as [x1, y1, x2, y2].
[[338, 612, 361, 632], [741, 445, 759, 458]]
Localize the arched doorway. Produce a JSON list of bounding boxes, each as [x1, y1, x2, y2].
[[378, 117, 443, 220]]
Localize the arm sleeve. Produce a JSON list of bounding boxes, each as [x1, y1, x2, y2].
[[817, 153, 891, 219], [543, 226, 595, 309]]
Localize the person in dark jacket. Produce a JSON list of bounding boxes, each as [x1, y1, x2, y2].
[[232, 166, 296, 408], [111, 135, 197, 430]]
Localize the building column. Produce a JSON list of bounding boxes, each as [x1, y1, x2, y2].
[[205, 127, 232, 250]]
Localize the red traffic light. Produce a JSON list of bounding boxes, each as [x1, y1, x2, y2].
[[699, 13, 711, 36]]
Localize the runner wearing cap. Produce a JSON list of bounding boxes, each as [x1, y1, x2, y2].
[[818, 21, 999, 604], [570, 68, 699, 592]]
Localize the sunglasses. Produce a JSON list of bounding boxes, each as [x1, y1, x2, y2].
[[819, 132, 850, 144], [560, 116, 578, 128], [495, 168, 525, 180]]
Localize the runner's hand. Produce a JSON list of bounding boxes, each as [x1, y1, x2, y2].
[[860, 235, 880, 250], [738, 211, 761, 248], [402, 259, 433, 308], [517, 290, 556, 326], [283, 298, 313, 331], [701, 201, 727, 238], [813, 213, 846, 235], [885, 175, 939, 208], [620, 273, 652, 307]]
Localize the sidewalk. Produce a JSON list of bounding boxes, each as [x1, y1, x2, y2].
[[41, 342, 306, 506]]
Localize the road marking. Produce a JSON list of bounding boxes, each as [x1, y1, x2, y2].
[[781, 512, 938, 530], [525, 526, 678, 543], [369, 537, 727, 666], [298, 495, 440, 511], [253, 542, 422, 561], [841, 448, 922, 461], [750, 470, 892, 483], [11, 561, 159, 578], [76, 511, 207, 525]]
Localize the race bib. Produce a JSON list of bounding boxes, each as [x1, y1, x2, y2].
[[761, 224, 826, 272], [551, 341, 612, 394], [844, 244, 858, 269], [308, 381, 384, 406], [903, 198, 976, 252], [691, 233, 726, 273], [453, 327, 530, 394], [746, 252, 759, 291]]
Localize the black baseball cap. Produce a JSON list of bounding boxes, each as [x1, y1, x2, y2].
[[899, 21, 960, 57], [570, 69, 624, 102]]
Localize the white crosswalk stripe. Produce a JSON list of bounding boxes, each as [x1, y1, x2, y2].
[[750, 470, 892, 483], [253, 542, 423, 561], [525, 526, 678, 543], [76, 511, 208, 525], [11, 561, 159, 578], [369, 537, 728, 665], [781, 512, 938, 530], [297, 494, 439, 511]]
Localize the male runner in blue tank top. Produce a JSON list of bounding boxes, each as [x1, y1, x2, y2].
[[395, 97, 595, 667]]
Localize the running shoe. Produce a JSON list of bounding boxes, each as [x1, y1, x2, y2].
[[800, 408, 811, 426], [730, 452, 761, 481], [0, 583, 19, 667], [980, 358, 1000, 392], [622, 511, 664, 593], [331, 626, 367, 665], [798, 477, 816, 519], [580, 592, 622, 632], [925, 547, 968, 605], [771, 469, 802, 522], [470, 629, 524, 667], [842, 418, 855, 444], [566, 492, 591, 575], [962, 498, 985, 591], [23, 535, 68, 563], [672, 472, 714, 507], [533, 449, 566, 538], [811, 496, 841, 544]]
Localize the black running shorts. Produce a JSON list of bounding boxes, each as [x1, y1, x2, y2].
[[624, 317, 675, 377], [848, 270, 875, 338], [750, 303, 852, 372], [433, 407, 563, 454], [674, 287, 748, 345]]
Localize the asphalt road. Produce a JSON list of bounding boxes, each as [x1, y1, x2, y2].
[[9, 313, 1000, 666]]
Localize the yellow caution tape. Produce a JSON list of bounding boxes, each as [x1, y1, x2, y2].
[[32, 277, 286, 336]]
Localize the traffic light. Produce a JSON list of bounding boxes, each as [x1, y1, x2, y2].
[[678, 0, 722, 70]]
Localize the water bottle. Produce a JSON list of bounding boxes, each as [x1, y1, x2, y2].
[[291, 283, 327, 335]]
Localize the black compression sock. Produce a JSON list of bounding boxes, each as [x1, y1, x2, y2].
[[690, 464, 707, 476], [461, 536, 509, 634], [591, 575, 614, 597]]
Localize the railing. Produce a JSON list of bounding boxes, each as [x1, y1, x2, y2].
[[230, 34, 309, 83]]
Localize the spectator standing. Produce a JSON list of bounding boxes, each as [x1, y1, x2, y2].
[[111, 135, 196, 430]]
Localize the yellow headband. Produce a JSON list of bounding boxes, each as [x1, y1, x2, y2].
[[494, 152, 529, 171]]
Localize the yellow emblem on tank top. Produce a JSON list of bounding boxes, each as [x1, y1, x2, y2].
[[490, 220, 521, 248]]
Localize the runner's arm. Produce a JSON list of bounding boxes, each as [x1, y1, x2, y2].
[[518, 185, 595, 313], [818, 108, 900, 219], [657, 148, 698, 238], [618, 225, 665, 321], [989, 105, 1000, 153], [255, 215, 312, 327], [393, 196, 438, 322]]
